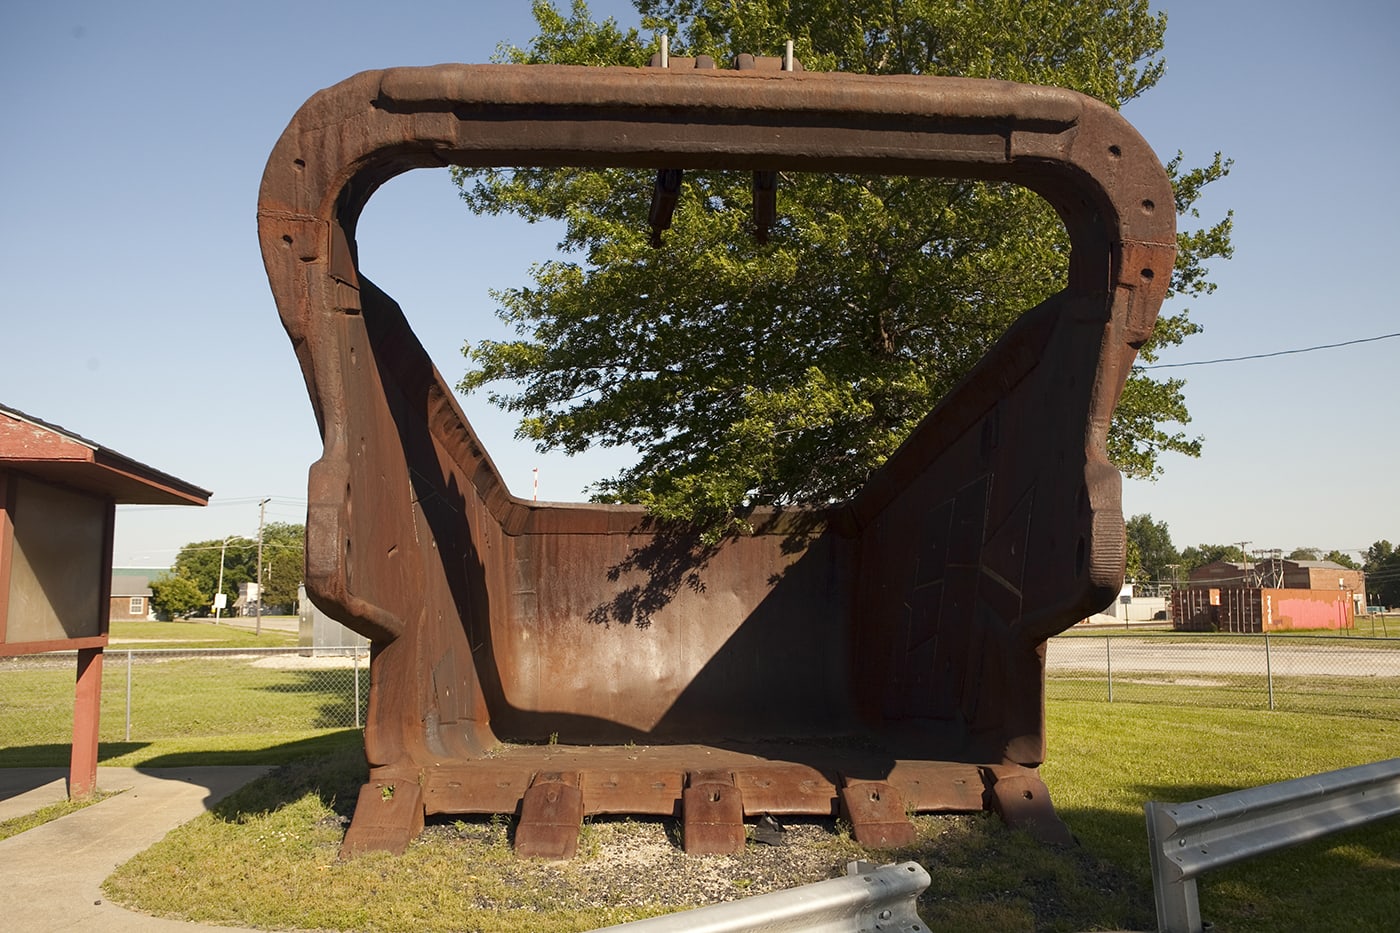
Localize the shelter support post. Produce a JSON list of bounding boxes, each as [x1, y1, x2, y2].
[[70, 647, 103, 798]]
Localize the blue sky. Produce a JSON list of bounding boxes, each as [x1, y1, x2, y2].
[[2, 1, 1395, 570]]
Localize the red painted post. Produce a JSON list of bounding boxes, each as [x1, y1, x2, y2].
[[70, 647, 103, 798]]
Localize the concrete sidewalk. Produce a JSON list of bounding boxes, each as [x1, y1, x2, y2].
[[0, 766, 271, 932]]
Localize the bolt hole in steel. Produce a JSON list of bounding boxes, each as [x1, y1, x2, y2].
[[1140, 267, 1155, 281], [879, 909, 893, 920], [870, 790, 881, 802], [710, 790, 721, 803], [1141, 198, 1155, 213], [1108, 143, 1122, 157], [1022, 790, 1035, 800]]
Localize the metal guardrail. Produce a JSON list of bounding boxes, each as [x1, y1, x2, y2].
[[1144, 758, 1400, 933], [595, 860, 930, 932]]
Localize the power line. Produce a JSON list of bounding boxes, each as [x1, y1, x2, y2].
[[1140, 331, 1400, 370]]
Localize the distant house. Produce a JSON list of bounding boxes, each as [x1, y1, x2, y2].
[[109, 567, 162, 621], [1176, 557, 1367, 632], [235, 580, 260, 616], [1255, 558, 1366, 597], [1187, 561, 1253, 587]]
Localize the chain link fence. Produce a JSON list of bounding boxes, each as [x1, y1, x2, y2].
[[4, 634, 1398, 756], [1047, 631, 1400, 720], [0, 647, 369, 753]]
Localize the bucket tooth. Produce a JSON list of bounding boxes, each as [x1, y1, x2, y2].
[[839, 778, 917, 849], [339, 776, 424, 858], [514, 771, 584, 859], [683, 770, 746, 854], [983, 764, 1075, 846]]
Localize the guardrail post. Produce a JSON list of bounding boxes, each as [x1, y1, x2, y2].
[[1145, 758, 1400, 933], [1144, 800, 1203, 932]]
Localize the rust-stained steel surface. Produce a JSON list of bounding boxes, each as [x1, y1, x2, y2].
[[258, 63, 1175, 857]]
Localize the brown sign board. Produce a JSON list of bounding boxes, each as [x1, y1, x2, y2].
[[259, 64, 1175, 855]]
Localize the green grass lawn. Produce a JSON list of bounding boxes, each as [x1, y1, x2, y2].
[[1044, 701, 1400, 933], [88, 702, 1400, 933], [108, 619, 299, 649], [1, 618, 362, 762], [0, 658, 365, 761], [7, 619, 1396, 930]]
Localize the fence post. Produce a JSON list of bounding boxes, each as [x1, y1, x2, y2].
[[1106, 636, 1114, 703], [1264, 632, 1275, 711], [354, 649, 362, 729], [125, 648, 133, 741]]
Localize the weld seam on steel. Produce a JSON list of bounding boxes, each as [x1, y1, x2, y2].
[[593, 860, 931, 932], [1144, 757, 1400, 933]]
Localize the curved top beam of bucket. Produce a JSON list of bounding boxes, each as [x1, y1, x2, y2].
[[260, 64, 1173, 459]]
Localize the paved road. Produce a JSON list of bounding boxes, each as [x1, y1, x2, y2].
[[1047, 636, 1400, 678], [189, 614, 299, 636]]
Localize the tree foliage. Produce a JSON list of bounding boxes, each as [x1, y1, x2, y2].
[[258, 522, 306, 612], [1125, 514, 1179, 584], [163, 525, 305, 614], [1180, 543, 1248, 572], [454, 0, 1233, 530], [1364, 540, 1400, 607], [147, 573, 206, 620], [1322, 549, 1359, 570], [171, 537, 256, 612]]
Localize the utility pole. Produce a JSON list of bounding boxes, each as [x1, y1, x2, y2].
[[1237, 540, 1253, 586], [215, 535, 229, 622], [256, 498, 270, 636]]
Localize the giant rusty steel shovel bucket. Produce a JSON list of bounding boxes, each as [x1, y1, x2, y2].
[[258, 62, 1174, 858]]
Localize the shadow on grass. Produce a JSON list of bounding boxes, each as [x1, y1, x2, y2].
[[0, 731, 364, 770], [0, 742, 154, 769], [195, 737, 369, 826], [135, 730, 365, 769], [252, 669, 369, 730]]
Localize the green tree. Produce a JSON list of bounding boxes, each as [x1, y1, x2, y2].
[[1364, 540, 1400, 607], [1322, 549, 1359, 570], [147, 573, 206, 620], [1125, 514, 1180, 585], [1287, 547, 1320, 561], [258, 522, 305, 612], [1180, 543, 1248, 573], [171, 537, 257, 613], [455, 0, 1233, 530]]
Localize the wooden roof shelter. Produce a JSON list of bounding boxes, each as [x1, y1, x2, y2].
[[1, 403, 208, 795]]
